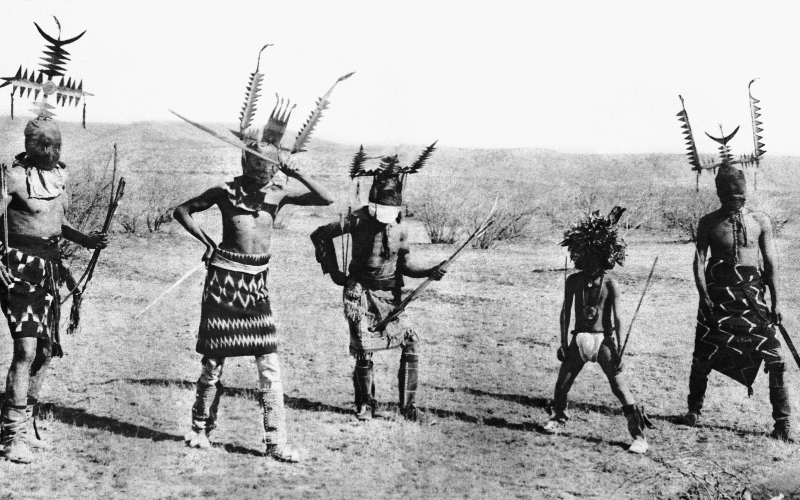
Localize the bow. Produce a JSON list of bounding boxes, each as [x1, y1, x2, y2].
[[369, 196, 498, 333], [61, 143, 126, 334]]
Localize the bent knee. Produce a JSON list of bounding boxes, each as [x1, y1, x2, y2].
[[12, 338, 40, 365], [256, 353, 282, 390]]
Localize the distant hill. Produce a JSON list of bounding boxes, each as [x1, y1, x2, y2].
[[1, 118, 796, 194]]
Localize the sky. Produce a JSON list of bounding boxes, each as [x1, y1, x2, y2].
[[1, 1, 799, 155]]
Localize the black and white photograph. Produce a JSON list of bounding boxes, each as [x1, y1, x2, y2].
[[0, 1, 799, 498]]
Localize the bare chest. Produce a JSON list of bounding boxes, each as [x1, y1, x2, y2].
[[11, 193, 64, 216], [708, 214, 761, 249], [219, 204, 277, 254], [351, 222, 403, 260]]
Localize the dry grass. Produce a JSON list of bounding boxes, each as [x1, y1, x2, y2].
[[0, 119, 798, 499]]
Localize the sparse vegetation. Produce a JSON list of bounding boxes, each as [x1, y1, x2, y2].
[[0, 120, 798, 499], [413, 178, 475, 244]]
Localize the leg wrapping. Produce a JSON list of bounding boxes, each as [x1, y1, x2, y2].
[[1, 404, 29, 445], [622, 404, 654, 438], [259, 383, 287, 450], [398, 351, 419, 420], [687, 359, 711, 415], [25, 396, 42, 442], [354, 359, 376, 407], [191, 357, 224, 434], [767, 361, 791, 423], [192, 382, 223, 434]]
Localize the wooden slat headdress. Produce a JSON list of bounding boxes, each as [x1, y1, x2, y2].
[[171, 44, 354, 178], [677, 80, 765, 191], [0, 17, 93, 127]]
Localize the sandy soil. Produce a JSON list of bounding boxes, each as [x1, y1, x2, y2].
[[0, 204, 796, 499], [0, 120, 798, 498]]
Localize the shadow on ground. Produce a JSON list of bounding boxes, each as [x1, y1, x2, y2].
[[116, 378, 630, 449], [432, 385, 767, 438], [0, 390, 262, 457]]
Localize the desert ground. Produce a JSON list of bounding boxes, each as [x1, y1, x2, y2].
[[0, 119, 798, 499]]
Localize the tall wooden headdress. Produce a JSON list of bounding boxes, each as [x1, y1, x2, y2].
[[1, 17, 93, 127], [677, 80, 765, 191]]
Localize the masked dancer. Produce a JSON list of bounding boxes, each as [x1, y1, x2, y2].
[[174, 46, 347, 462], [675, 90, 789, 440], [680, 165, 790, 440], [310, 145, 445, 422], [0, 20, 106, 464]]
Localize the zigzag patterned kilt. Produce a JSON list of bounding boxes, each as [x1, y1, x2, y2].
[[693, 258, 780, 387], [0, 236, 60, 343], [196, 251, 277, 358]]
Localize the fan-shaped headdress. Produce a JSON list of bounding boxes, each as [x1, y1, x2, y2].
[[230, 45, 354, 184], [1, 17, 93, 127], [561, 207, 627, 271], [348, 142, 436, 223]]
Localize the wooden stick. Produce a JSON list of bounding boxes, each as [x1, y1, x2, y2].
[[1, 163, 8, 299], [133, 261, 206, 320], [339, 213, 345, 274], [344, 207, 351, 280], [618, 256, 659, 360]]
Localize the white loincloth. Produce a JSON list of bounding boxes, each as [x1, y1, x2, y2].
[[574, 331, 606, 363]]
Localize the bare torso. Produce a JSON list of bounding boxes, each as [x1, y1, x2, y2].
[[566, 271, 617, 333], [6, 164, 67, 238], [700, 208, 765, 267], [216, 190, 280, 255], [174, 168, 334, 263], [349, 209, 407, 269]]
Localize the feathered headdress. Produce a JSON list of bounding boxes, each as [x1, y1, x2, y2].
[[676, 80, 764, 191], [348, 142, 437, 208], [561, 207, 627, 271], [0, 17, 93, 127], [231, 45, 354, 169]]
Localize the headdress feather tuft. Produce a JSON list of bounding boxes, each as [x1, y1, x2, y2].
[[235, 44, 271, 141], [349, 145, 369, 178], [402, 141, 437, 174], [561, 207, 627, 270], [347, 145, 433, 179], [292, 72, 355, 153]]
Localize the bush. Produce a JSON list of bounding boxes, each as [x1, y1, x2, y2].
[[412, 178, 475, 244], [749, 192, 799, 238], [659, 189, 718, 241], [470, 198, 537, 250], [61, 149, 117, 260], [117, 173, 186, 235]]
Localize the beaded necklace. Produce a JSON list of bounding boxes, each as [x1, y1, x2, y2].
[[727, 208, 748, 264], [581, 274, 604, 323]]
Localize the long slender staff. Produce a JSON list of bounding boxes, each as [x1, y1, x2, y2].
[[562, 255, 568, 340], [169, 110, 280, 167], [133, 261, 206, 320], [369, 196, 499, 333], [339, 213, 346, 274], [344, 206, 351, 280], [775, 322, 800, 370], [618, 256, 659, 360], [1, 163, 9, 299]]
